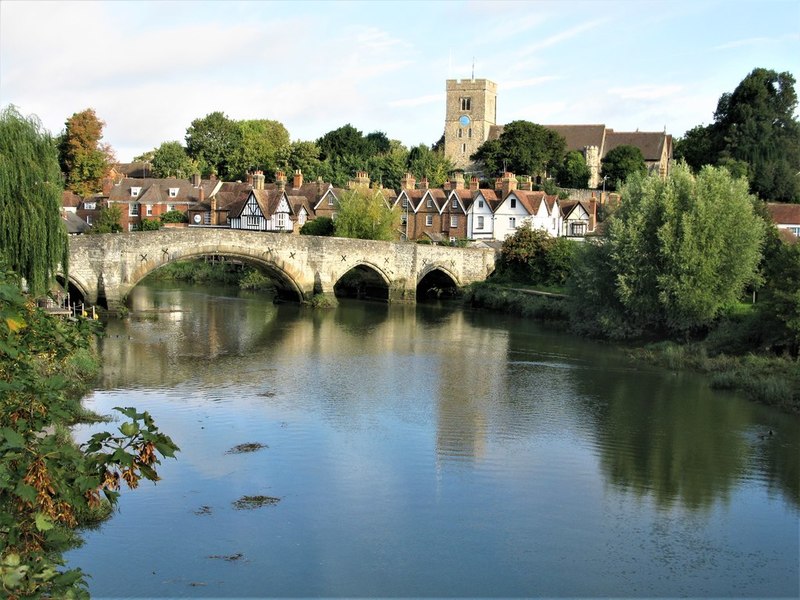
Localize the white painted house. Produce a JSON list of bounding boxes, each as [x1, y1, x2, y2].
[[228, 189, 294, 232], [465, 188, 500, 240]]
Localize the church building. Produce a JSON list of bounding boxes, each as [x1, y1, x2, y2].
[[443, 78, 672, 188]]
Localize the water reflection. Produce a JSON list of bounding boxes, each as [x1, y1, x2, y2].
[[102, 282, 800, 514]]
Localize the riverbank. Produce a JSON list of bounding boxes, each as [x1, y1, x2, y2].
[[463, 281, 799, 415]]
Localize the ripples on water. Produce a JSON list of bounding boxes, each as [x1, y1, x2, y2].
[[65, 284, 800, 598]]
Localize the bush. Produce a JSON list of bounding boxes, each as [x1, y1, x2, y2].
[[160, 210, 188, 224], [136, 218, 162, 231], [300, 216, 334, 236]]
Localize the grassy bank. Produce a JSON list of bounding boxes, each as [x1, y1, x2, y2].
[[462, 281, 569, 322], [145, 259, 275, 291]]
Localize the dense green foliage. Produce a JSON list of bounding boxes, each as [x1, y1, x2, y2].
[[160, 209, 188, 224], [556, 150, 591, 188], [185, 111, 242, 179], [495, 224, 576, 286], [333, 188, 400, 240], [88, 204, 122, 234], [600, 145, 646, 191], [229, 119, 291, 180], [0, 267, 178, 598], [674, 68, 800, 202], [57, 109, 112, 198], [299, 216, 335, 236], [0, 106, 69, 297], [471, 120, 566, 178], [569, 164, 766, 339], [464, 282, 569, 322], [149, 141, 197, 179], [136, 218, 161, 231], [756, 226, 800, 355]]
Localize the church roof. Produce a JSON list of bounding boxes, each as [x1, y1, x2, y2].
[[603, 131, 669, 162]]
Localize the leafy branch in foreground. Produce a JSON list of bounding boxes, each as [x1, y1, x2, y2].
[[0, 267, 178, 599]]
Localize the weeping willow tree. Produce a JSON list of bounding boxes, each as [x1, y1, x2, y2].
[[0, 105, 68, 296]]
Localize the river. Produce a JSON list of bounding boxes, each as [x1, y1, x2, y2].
[[65, 281, 799, 598]]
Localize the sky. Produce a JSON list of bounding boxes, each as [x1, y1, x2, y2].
[[1, 0, 798, 162]]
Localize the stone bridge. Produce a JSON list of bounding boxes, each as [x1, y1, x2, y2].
[[66, 228, 498, 309]]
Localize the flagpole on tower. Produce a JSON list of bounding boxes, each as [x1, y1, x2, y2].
[[472, 57, 475, 80]]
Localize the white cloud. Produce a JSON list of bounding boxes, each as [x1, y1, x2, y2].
[[389, 94, 443, 108]]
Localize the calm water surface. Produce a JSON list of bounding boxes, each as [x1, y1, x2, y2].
[[65, 282, 800, 599]]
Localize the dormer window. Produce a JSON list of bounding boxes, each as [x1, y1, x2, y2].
[[84, 201, 96, 210], [131, 187, 141, 197], [169, 188, 178, 198]]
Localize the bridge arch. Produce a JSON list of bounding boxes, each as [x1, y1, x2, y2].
[[124, 246, 307, 303], [416, 264, 461, 299], [333, 261, 392, 301], [55, 273, 91, 305]]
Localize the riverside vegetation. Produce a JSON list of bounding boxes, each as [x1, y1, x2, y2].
[[466, 165, 799, 413]]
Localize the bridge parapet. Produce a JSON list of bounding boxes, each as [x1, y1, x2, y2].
[[67, 229, 497, 309]]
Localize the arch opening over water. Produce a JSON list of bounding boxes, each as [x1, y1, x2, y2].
[[417, 268, 460, 300], [334, 264, 390, 302]]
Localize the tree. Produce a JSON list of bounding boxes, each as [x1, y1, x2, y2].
[[603, 163, 765, 336], [407, 144, 454, 188], [185, 111, 242, 179], [496, 223, 576, 286], [472, 120, 566, 178], [58, 108, 113, 197], [0, 106, 68, 296], [714, 68, 800, 202], [150, 141, 197, 179], [333, 187, 400, 240], [676, 68, 800, 202], [600, 145, 646, 190], [756, 224, 800, 355], [556, 151, 591, 188], [317, 124, 368, 161], [229, 119, 291, 180], [90, 204, 122, 233]]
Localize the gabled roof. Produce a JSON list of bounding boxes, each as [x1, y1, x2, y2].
[[61, 211, 91, 234], [230, 189, 293, 220], [603, 131, 668, 161], [289, 194, 313, 218], [62, 190, 82, 208], [543, 125, 607, 152], [396, 189, 426, 212], [561, 200, 590, 219], [107, 177, 214, 204], [767, 202, 800, 226]]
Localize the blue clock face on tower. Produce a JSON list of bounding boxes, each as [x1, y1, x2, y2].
[[459, 115, 471, 127]]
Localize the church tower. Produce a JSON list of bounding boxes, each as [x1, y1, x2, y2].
[[443, 78, 497, 172]]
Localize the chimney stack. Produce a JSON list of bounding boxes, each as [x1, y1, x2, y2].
[[469, 176, 479, 192], [275, 170, 286, 192], [451, 172, 465, 190], [519, 175, 533, 191], [401, 173, 416, 191], [348, 171, 370, 189], [419, 177, 429, 190], [293, 169, 303, 189], [501, 172, 517, 196], [253, 170, 265, 190], [191, 172, 201, 187]]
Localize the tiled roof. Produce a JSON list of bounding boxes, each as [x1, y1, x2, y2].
[[62, 190, 82, 208], [603, 131, 667, 161], [544, 125, 607, 152], [107, 177, 214, 204], [767, 202, 800, 225], [62, 211, 90, 234]]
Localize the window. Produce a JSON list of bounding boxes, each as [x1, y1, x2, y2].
[[509, 217, 516, 228], [571, 222, 586, 236], [510, 198, 516, 209], [461, 143, 466, 153], [426, 215, 433, 226], [85, 215, 92, 225], [458, 129, 462, 138], [401, 214, 407, 225], [275, 213, 287, 230], [468, 128, 472, 138], [402, 198, 408, 208], [452, 198, 458, 209], [246, 215, 259, 227], [128, 223, 135, 232], [478, 200, 484, 208], [129, 204, 139, 216], [477, 216, 484, 229], [450, 215, 458, 228], [130, 187, 141, 197], [169, 188, 178, 198], [84, 201, 96, 210], [146, 205, 153, 216], [460, 97, 471, 111], [426, 198, 432, 208], [327, 196, 334, 206], [167, 204, 175, 212], [204, 212, 211, 225], [790, 226, 800, 236]]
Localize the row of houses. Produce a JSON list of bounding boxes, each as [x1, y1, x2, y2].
[[62, 168, 602, 243]]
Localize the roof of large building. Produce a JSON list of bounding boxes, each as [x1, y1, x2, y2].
[[767, 202, 800, 225]]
